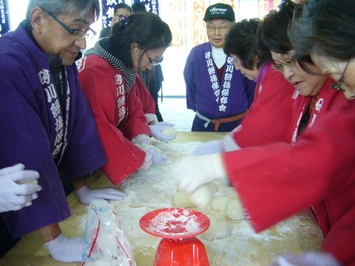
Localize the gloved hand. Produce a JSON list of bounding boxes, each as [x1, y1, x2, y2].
[[147, 146, 167, 165], [193, 140, 222, 155], [132, 134, 152, 148], [269, 252, 341, 266], [0, 164, 42, 213], [174, 153, 227, 194], [74, 185, 125, 205], [44, 233, 83, 263], [149, 122, 176, 142], [221, 134, 242, 152]]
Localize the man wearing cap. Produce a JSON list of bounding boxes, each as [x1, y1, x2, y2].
[[184, 3, 256, 132]]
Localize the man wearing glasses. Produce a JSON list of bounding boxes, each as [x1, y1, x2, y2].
[[184, 3, 256, 132], [0, 0, 124, 262], [99, 3, 132, 39]]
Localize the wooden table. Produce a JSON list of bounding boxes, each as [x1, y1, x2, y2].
[[0, 132, 323, 266]]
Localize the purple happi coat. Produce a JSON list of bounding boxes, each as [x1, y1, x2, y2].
[[184, 42, 255, 121], [0, 24, 107, 238]]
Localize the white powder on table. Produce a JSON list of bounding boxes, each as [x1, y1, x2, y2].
[[82, 139, 323, 266]]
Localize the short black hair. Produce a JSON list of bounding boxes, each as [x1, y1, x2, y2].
[[224, 18, 264, 70], [132, 2, 146, 13], [257, 0, 296, 55], [114, 3, 132, 14], [258, 0, 317, 73]]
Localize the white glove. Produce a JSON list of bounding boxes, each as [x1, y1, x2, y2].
[[147, 146, 167, 165], [174, 154, 227, 194], [149, 122, 176, 142], [0, 164, 42, 213], [74, 185, 125, 205], [44, 233, 83, 263], [193, 140, 222, 155], [153, 121, 175, 127], [132, 134, 152, 147], [270, 252, 341, 266], [221, 134, 241, 152]]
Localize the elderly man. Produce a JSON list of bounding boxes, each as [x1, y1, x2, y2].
[[184, 3, 256, 132], [0, 0, 124, 262]]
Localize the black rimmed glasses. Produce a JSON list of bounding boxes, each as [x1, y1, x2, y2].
[[272, 57, 296, 72], [330, 59, 351, 91], [145, 51, 163, 66], [206, 25, 229, 34], [43, 9, 96, 40]]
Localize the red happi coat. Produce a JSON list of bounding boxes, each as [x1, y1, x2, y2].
[[134, 74, 157, 123], [223, 78, 355, 265], [78, 55, 150, 186], [226, 63, 296, 148]]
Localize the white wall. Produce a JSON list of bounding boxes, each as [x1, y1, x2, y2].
[[8, 0, 28, 30]]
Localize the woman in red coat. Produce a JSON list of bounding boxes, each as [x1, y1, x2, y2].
[[78, 12, 172, 186], [175, 1, 355, 265]]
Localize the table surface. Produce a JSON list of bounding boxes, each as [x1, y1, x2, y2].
[[0, 132, 324, 266]]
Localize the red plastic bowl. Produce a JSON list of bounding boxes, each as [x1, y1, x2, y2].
[[139, 207, 210, 239]]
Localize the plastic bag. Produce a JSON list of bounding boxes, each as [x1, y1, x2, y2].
[[82, 199, 136, 266]]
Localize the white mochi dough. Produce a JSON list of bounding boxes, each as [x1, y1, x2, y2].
[[172, 190, 195, 208], [225, 197, 244, 220], [189, 183, 217, 209], [201, 218, 232, 241], [211, 196, 231, 212], [162, 127, 177, 137], [172, 183, 216, 208], [142, 145, 163, 153]]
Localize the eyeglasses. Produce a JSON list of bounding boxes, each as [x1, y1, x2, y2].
[[330, 58, 351, 91], [43, 9, 96, 40], [145, 51, 163, 66], [206, 25, 229, 34], [272, 57, 296, 72]]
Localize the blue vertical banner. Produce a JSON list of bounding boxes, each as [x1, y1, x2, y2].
[[133, 0, 159, 15], [0, 0, 9, 36], [101, 0, 125, 28]]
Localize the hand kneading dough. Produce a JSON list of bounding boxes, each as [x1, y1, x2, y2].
[[142, 145, 163, 153], [172, 183, 216, 208], [189, 183, 216, 208], [225, 198, 244, 220], [162, 127, 177, 137]]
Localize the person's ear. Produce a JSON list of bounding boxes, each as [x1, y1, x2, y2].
[[30, 7, 46, 34], [130, 42, 139, 50], [131, 42, 144, 58]]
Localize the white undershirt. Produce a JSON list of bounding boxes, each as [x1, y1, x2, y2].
[[211, 45, 227, 69]]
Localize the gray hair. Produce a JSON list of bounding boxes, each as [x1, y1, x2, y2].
[[26, 0, 100, 21]]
